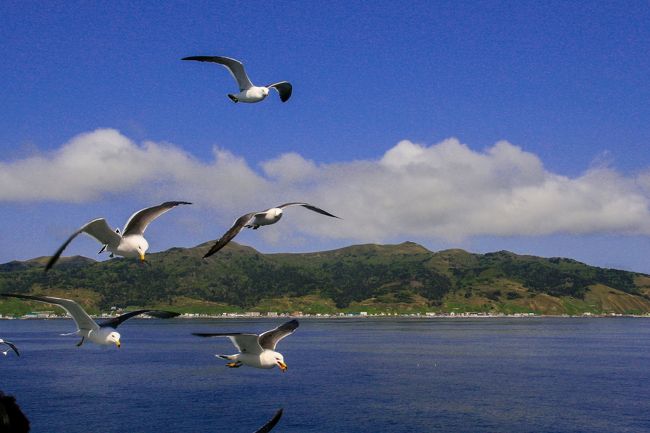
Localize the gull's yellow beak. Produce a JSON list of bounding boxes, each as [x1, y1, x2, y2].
[[139, 252, 145, 262], [116, 340, 121, 348], [277, 361, 287, 372]]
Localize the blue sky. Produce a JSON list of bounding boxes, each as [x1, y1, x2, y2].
[[2, 1, 650, 272]]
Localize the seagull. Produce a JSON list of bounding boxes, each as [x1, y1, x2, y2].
[[203, 203, 340, 258], [182, 55, 292, 103], [193, 319, 299, 372], [45, 201, 191, 271], [254, 408, 283, 433], [0, 294, 179, 348], [0, 339, 19, 357]]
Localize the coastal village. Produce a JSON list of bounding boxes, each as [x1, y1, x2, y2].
[[0, 310, 639, 320]]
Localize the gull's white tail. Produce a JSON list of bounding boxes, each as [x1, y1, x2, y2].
[[217, 354, 236, 360]]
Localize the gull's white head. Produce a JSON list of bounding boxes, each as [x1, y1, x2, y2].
[[274, 352, 287, 372], [123, 235, 149, 261], [261, 87, 270, 97], [137, 241, 148, 262], [107, 331, 121, 348]]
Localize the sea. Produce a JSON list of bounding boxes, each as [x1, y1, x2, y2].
[[1, 317, 650, 433]]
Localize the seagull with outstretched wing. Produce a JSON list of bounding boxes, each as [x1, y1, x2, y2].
[[1, 294, 179, 348], [45, 201, 191, 271], [182, 55, 292, 103], [0, 339, 19, 357], [193, 319, 299, 372], [203, 203, 340, 258]]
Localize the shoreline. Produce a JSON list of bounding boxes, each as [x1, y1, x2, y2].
[[3, 312, 650, 320]]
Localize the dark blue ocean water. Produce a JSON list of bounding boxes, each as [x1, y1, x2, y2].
[[1, 317, 650, 433]]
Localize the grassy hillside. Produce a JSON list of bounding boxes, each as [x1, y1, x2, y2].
[[1, 241, 649, 315]]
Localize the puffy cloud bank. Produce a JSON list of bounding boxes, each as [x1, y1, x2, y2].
[[2, 128, 650, 241]]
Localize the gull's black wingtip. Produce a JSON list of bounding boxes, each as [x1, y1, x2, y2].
[[148, 310, 181, 319], [44, 257, 57, 272], [282, 319, 300, 330], [163, 200, 192, 206], [203, 242, 224, 259], [1, 293, 29, 299], [182, 56, 215, 62], [254, 408, 284, 433]]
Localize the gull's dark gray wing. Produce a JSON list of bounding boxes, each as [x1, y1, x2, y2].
[[45, 218, 120, 272], [276, 203, 340, 219], [192, 332, 263, 354], [182, 56, 254, 91], [258, 319, 299, 351], [266, 81, 292, 102], [254, 408, 284, 433], [1, 340, 19, 357], [122, 201, 191, 236], [203, 212, 256, 258], [99, 310, 180, 329]]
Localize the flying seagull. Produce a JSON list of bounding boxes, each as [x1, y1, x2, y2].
[[45, 201, 191, 271], [0, 339, 19, 357], [253, 408, 283, 433], [203, 203, 340, 258], [182, 55, 292, 103], [1, 294, 179, 348], [193, 319, 299, 372]]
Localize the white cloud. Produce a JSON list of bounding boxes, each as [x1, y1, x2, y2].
[[262, 152, 317, 183], [2, 129, 650, 241], [0, 129, 269, 207]]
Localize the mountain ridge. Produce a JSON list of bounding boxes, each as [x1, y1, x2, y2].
[[1, 241, 649, 316]]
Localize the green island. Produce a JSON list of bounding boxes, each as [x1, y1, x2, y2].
[[2, 241, 650, 317]]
